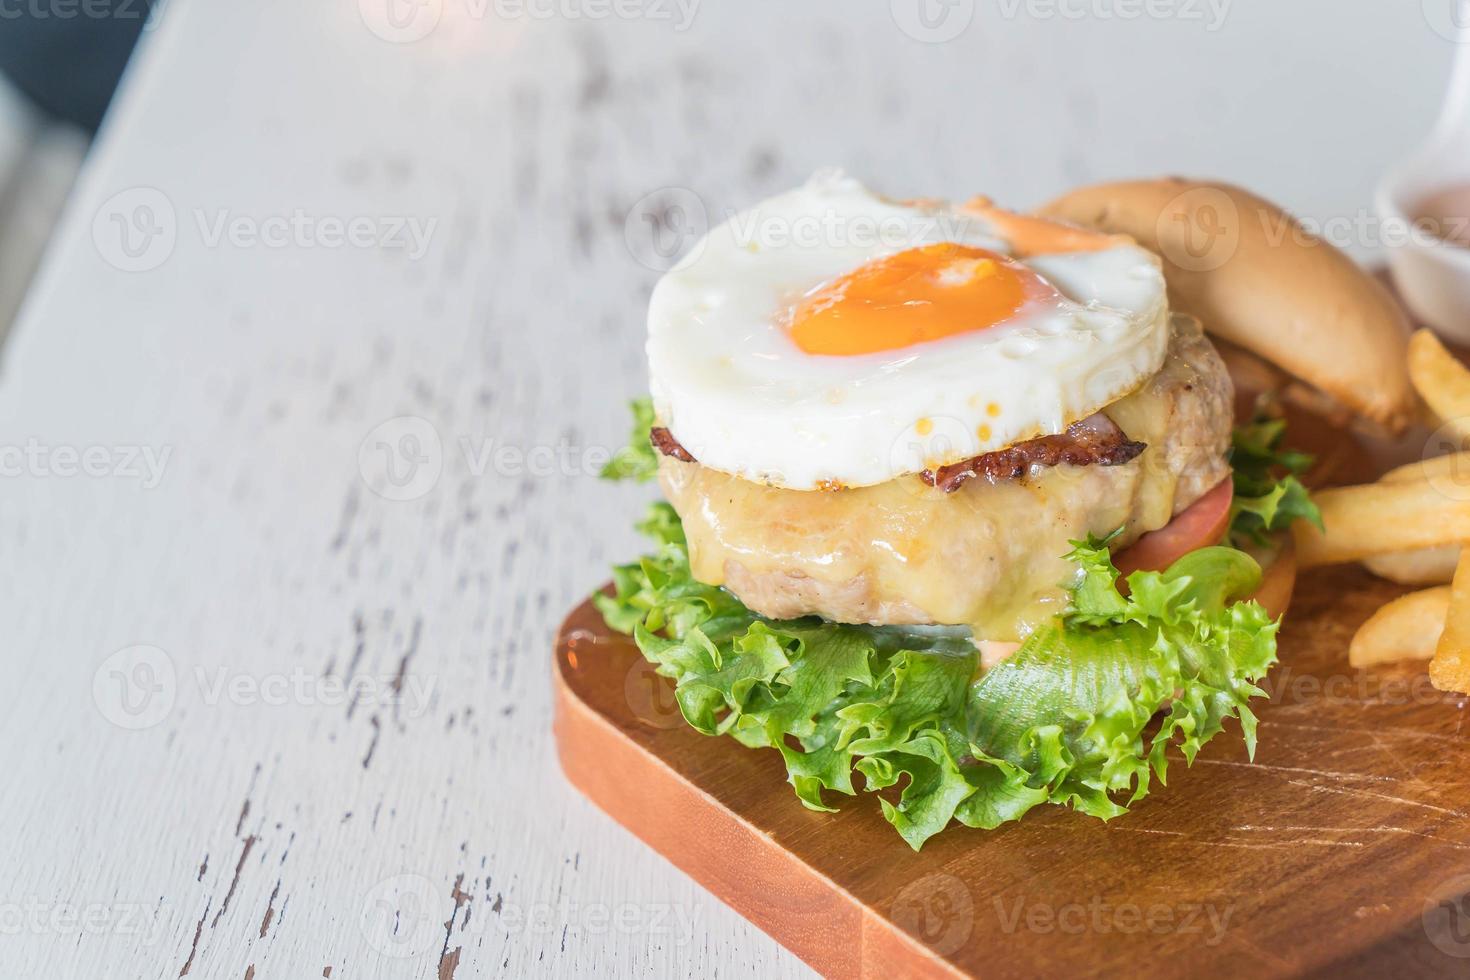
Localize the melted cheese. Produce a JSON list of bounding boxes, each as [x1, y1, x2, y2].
[[661, 452, 1177, 640], [657, 319, 1232, 641]]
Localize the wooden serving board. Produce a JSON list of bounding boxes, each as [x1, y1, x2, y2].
[[554, 340, 1470, 978], [554, 275, 1470, 978], [555, 561, 1470, 978]]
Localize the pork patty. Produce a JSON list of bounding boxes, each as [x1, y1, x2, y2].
[[657, 316, 1234, 639]]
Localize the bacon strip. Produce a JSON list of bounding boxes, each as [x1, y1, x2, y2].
[[649, 415, 1146, 492], [649, 426, 695, 462], [920, 413, 1146, 492]]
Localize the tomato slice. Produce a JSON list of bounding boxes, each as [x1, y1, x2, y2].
[[1112, 479, 1234, 578], [1248, 539, 1296, 620]]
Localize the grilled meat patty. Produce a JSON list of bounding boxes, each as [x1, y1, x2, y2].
[[656, 316, 1234, 639]]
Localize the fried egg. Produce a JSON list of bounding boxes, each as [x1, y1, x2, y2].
[[646, 171, 1170, 490]]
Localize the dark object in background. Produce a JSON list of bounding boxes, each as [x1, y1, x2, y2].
[[0, 0, 152, 132]]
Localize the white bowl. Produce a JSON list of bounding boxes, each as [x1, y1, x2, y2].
[[1378, 164, 1470, 343], [1378, 19, 1470, 342]]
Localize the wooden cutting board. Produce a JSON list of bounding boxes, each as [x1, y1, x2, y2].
[[554, 405, 1470, 977]]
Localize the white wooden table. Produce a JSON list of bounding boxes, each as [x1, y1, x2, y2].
[[0, 2, 1458, 976]]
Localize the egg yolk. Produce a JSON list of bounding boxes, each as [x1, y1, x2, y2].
[[784, 244, 1060, 356]]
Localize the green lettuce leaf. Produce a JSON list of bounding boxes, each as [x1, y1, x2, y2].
[[596, 504, 1279, 850], [599, 397, 659, 483], [1228, 418, 1323, 545]]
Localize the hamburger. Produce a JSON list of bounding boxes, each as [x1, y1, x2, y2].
[[596, 172, 1410, 849]]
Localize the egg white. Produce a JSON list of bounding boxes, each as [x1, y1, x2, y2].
[[645, 171, 1170, 490]]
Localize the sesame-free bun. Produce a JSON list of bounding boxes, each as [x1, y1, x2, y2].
[[1039, 178, 1416, 431]]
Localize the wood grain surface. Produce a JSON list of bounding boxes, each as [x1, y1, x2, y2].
[[556, 563, 1470, 978]]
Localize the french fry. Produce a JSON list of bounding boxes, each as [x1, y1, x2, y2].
[[1382, 450, 1470, 486], [1408, 329, 1470, 442], [1295, 479, 1470, 567], [1358, 455, 1470, 584], [1363, 546, 1462, 585], [1349, 330, 1470, 689], [1348, 586, 1450, 667], [1431, 549, 1470, 694]]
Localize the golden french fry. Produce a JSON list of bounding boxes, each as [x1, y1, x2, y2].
[[1431, 550, 1470, 693], [1362, 456, 1470, 583], [1348, 586, 1450, 667], [1408, 329, 1470, 442], [1362, 545, 1462, 585], [1295, 479, 1470, 567], [1382, 450, 1470, 486]]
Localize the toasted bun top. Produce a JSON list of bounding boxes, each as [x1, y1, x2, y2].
[[1039, 178, 1416, 431]]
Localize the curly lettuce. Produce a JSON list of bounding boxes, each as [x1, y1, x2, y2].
[[1229, 418, 1322, 546], [595, 501, 1278, 849], [596, 400, 1286, 848], [598, 398, 660, 483]]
